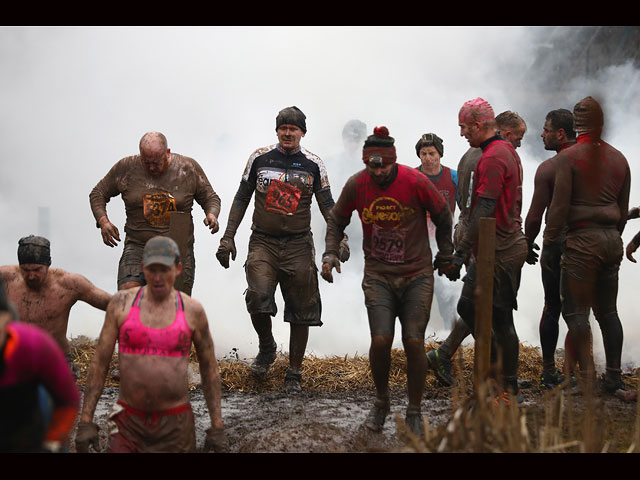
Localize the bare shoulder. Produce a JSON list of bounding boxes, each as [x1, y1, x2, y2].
[[180, 292, 206, 316], [107, 288, 137, 316], [0, 265, 20, 282]]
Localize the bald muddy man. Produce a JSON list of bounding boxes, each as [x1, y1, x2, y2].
[[216, 106, 348, 393], [322, 126, 454, 436], [426, 111, 528, 389], [90, 132, 221, 295], [445, 99, 528, 400], [543, 96, 631, 394], [524, 108, 577, 387], [0, 235, 112, 362], [76, 236, 227, 453]]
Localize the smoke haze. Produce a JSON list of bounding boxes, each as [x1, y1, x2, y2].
[[1, 26, 638, 368]]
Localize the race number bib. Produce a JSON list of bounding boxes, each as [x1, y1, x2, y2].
[[143, 193, 177, 226], [265, 179, 301, 215], [371, 224, 406, 263]]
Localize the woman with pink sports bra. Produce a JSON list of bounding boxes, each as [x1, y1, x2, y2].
[[76, 236, 228, 453]]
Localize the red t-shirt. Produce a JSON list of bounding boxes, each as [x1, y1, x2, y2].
[[332, 164, 451, 277], [470, 137, 524, 250]]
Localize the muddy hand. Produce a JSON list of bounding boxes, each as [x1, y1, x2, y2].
[[526, 242, 540, 265], [98, 217, 120, 248], [75, 421, 100, 453], [321, 253, 341, 283], [204, 426, 229, 453], [626, 241, 638, 263], [216, 237, 236, 269], [204, 213, 219, 234]]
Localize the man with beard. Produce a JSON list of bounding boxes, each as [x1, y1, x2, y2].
[[0, 235, 112, 368], [321, 126, 454, 435], [524, 108, 577, 387]]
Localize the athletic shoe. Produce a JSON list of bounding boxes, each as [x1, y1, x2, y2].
[[540, 369, 564, 388], [250, 339, 277, 378], [283, 367, 302, 393], [364, 398, 390, 432], [426, 349, 455, 387], [600, 373, 624, 394], [404, 407, 424, 437]]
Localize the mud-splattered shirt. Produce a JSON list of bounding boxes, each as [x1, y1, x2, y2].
[[89, 153, 221, 246], [470, 137, 524, 251], [240, 144, 331, 236], [544, 134, 631, 246], [327, 164, 453, 277]]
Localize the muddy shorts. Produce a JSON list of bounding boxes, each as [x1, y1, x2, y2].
[[107, 401, 196, 453], [244, 231, 322, 326], [117, 238, 195, 295], [461, 238, 527, 312], [362, 271, 434, 339], [561, 228, 622, 316]]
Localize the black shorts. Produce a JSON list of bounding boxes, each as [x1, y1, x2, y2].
[[362, 271, 434, 339], [461, 238, 527, 312], [244, 231, 322, 326]]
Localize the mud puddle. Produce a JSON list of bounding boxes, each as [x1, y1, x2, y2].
[[75, 386, 454, 453]]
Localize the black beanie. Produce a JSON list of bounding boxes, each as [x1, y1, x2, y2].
[[415, 132, 444, 157], [17, 235, 51, 266], [276, 106, 307, 133]]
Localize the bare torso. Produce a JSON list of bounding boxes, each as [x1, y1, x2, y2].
[[115, 287, 193, 411], [0, 265, 111, 355]]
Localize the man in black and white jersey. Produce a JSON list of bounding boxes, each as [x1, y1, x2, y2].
[[216, 106, 348, 393]]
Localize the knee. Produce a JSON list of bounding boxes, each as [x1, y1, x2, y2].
[[457, 295, 474, 325]]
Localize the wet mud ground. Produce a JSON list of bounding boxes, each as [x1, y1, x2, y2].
[[74, 386, 453, 453], [70, 378, 639, 453]]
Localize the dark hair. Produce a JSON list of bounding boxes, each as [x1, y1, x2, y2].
[[546, 109, 576, 140]]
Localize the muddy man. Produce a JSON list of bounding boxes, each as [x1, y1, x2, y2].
[[0, 235, 112, 363]]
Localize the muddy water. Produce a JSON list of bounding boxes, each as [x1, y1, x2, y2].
[[75, 387, 455, 453]]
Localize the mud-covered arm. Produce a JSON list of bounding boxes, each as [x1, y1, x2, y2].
[[193, 160, 222, 218], [431, 204, 454, 257], [315, 188, 336, 224], [89, 163, 123, 225], [544, 158, 572, 246], [456, 197, 497, 258], [617, 166, 631, 235], [221, 180, 254, 240], [69, 273, 112, 311], [191, 301, 223, 431], [524, 165, 552, 245], [79, 293, 122, 423]]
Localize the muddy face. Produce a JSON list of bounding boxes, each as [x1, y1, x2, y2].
[[19, 264, 49, 290], [276, 124, 305, 152]]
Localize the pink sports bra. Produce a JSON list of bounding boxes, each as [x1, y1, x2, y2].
[[119, 287, 192, 357]]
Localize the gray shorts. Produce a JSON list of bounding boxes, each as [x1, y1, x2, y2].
[[362, 271, 434, 339], [244, 231, 322, 326], [117, 239, 195, 295]]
